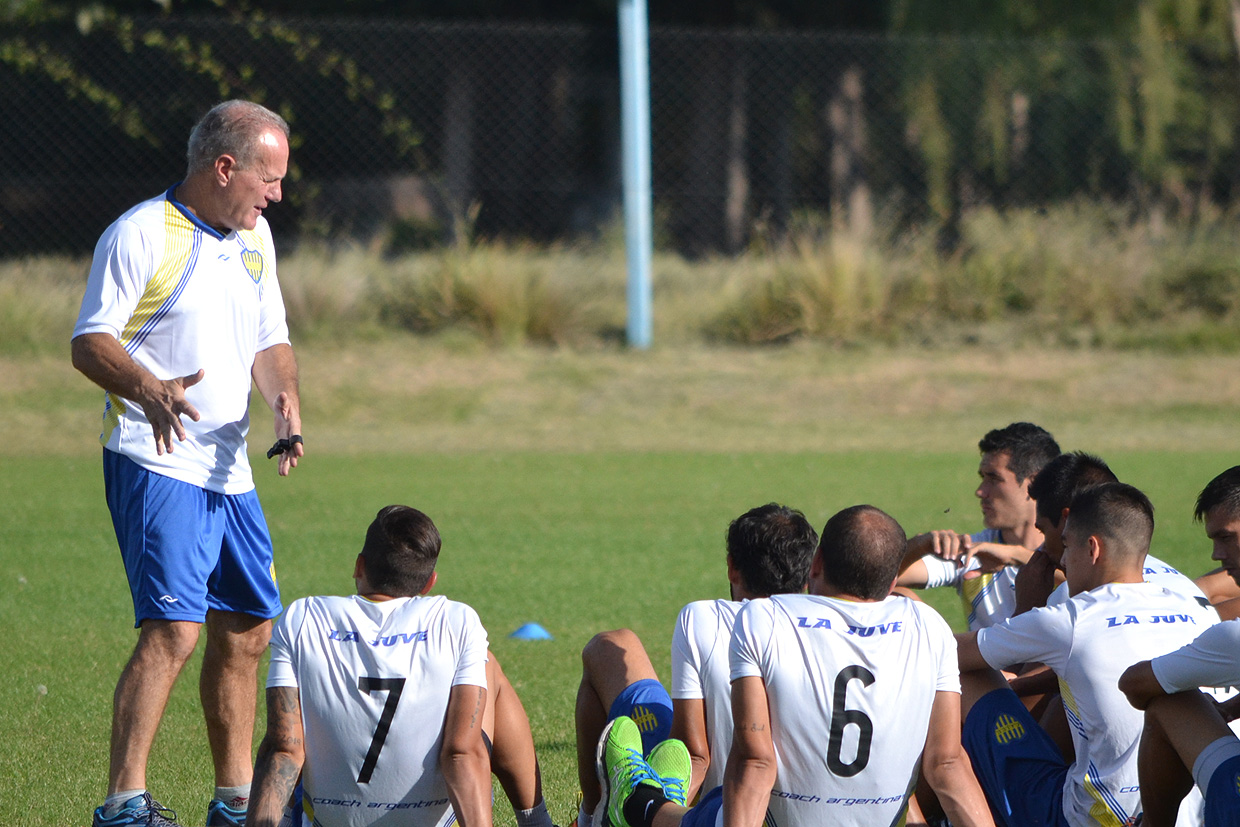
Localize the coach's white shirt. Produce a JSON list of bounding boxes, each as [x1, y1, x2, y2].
[[267, 593, 488, 827], [670, 599, 743, 794], [74, 187, 289, 494], [977, 582, 1216, 826], [730, 593, 958, 827]]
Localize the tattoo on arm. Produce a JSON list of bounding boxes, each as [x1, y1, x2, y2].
[[468, 686, 484, 729]]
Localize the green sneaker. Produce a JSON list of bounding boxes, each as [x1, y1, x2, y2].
[[595, 716, 662, 827], [646, 738, 692, 806]]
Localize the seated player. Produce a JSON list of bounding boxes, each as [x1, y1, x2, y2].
[[597, 505, 996, 827], [955, 482, 1219, 826], [247, 505, 548, 827], [1118, 464, 1240, 825], [898, 422, 1060, 630], [574, 503, 817, 825], [1025, 452, 1212, 614]]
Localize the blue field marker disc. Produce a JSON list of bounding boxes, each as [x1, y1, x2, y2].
[[509, 622, 553, 640]]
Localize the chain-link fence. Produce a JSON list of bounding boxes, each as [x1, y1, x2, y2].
[[4, 17, 1239, 257]]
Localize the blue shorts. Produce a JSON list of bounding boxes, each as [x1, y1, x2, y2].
[[678, 785, 723, 827], [1203, 751, 1240, 826], [104, 450, 282, 626], [609, 678, 673, 756], [961, 688, 1070, 827]]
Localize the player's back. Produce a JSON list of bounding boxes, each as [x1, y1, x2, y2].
[[731, 593, 957, 827], [268, 593, 489, 827], [671, 598, 742, 792], [1051, 583, 1216, 823]]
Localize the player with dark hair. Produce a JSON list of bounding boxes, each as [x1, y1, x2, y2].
[[248, 505, 529, 827], [595, 505, 995, 827], [899, 422, 1061, 629], [1014, 450, 1118, 613], [956, 482, 1218, 826], [1117, 465, 1240, 825], [75, 99, 302, 827], [1191, 465, 1240, 614], [573, 504, 817, 827]]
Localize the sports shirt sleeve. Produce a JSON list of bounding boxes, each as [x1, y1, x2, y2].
[[1151, 620, 1240, 693], [729, 598, 775, 683], [265, 599, 309, 689], [74, 219, 155, 339], [974, 599, 1075, 672], [670, 603, 704, 699], [451, 603, 489, 689], [252, 221, 290, 352], [921, 604, 962, 693], [920, 554, 965, 588]]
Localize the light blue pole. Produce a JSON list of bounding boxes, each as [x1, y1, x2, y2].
[[619, 0, 653, 349]]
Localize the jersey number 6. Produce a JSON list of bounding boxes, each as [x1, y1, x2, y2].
[[357, 676, 407, 783], [826, 665, 875, 777]]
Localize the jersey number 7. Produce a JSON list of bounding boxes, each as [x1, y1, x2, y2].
[[357, 676, 407, 783]]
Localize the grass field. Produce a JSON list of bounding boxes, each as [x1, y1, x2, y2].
[[2, 341, 1238, 825]]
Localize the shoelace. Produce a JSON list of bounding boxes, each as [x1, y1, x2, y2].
[[136, 795, 177, 826], [657, 773, 686, 805], [614, 746, 661, 789]]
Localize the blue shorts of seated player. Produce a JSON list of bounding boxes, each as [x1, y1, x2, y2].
[[608, 679, 673, 756], [104, 450, 283, 626], [1197, 737, 1240, 827], [961, 687, 1071, 827]]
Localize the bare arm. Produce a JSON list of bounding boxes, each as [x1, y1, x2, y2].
[[1118, 661, 1166, 711], [921, 690, 996, 827], [247, 687, 305, 827], [71, 332, 203, 454], [671, 697, 710, 803], [956, 632, 989, 673], [1013, 550, 1061, 615], [440, 683, 492, 827], [251, 343, 303, 475], [722, 677, 776, 827]]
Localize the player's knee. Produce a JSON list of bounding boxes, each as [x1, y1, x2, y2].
[[138, 619, 202, 663], [207, 617, 272, 663], [583, 628, 640, 664]]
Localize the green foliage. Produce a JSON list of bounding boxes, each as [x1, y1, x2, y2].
[[367, 241, 614, 347]]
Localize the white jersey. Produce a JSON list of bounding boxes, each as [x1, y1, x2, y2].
[[1047, 553, 1213, 610], [1153, 619, 1240, 693], [921, 529, 1019, 630], [730, 593, 958, 827], [670, 599, 742, 793], [267, 594, 489, 827], [74, 186, 290, 494], [976, 582, 1217, 826]]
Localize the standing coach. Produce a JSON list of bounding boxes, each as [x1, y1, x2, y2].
[[72, 99, 304, 827]]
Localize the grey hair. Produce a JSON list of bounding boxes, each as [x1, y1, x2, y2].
[[185, 100, 289, 176]]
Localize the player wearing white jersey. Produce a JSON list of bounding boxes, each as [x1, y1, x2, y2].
[[596, 505, 995, 827], [958, 482, 1217, 827], [898, 423, 1060, 630], [248, 506, 492, 827], [76, 101, 303, 827], [1119, 466, 1240, 827], [669, 599, 741, 796], [574, 504, 817, 826]]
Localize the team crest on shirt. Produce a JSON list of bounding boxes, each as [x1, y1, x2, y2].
[[241, 247, 265, 285], [1234, 772, 1240, 798], [993, 714, 1025, 745]]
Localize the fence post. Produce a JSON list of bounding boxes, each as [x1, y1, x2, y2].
[[619, 0, 653, 349]]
